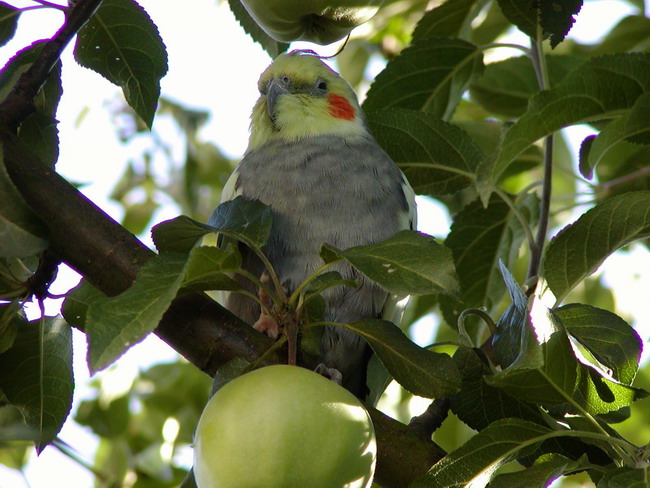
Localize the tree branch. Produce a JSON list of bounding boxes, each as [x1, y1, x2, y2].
[[1, 131, 446, 487], [0, 0, 103, 130], [0, 0, 447, 484]]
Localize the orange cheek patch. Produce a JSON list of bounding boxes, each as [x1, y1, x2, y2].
[[328, 93, 356, 120]]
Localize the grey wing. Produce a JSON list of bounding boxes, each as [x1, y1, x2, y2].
[[381, 171, 417, 326], [209, 168, 261, 325]]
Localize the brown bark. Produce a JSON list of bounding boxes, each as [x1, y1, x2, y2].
[[0, 1, 446, 485]]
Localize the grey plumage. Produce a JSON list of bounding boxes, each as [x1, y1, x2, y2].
[[210, 52, 416, 397]]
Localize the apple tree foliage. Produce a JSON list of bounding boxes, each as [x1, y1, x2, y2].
[[1, 0, 650, 487]]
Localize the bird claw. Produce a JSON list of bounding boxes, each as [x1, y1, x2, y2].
[[253, 272, 280, 339], [314, 363, 343, 386], [253, 314, 280, 339]]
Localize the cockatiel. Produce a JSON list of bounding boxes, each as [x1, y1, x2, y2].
[[212, 50, 416, 397]]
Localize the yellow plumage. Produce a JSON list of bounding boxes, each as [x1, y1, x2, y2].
[[248, 52, 368, 150]]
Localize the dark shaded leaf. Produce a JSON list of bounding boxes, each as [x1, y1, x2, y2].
[[538, 0, 582, 48], [585, 92, 650, 175], [597, 467, 648, 487], [0, 2, 20, 47], [490, 453, 590, 488], [61, 278, 106, 328], [0, 316, 74, 452], [497, 0, 538, 38], [152, 215, 213, 253], [0, 41, 62, 167], [470, 55, 582, 118], [179, 245, 242, 294], [556, 303, 642, 385], [74, 0, 168, 127], [544, 191, 650, 303], [367, 109, 482, 196], [322, 230, 460, 297], [446, 192, 538, 311], [337, 319, 461, 398], [0, 150, 49, 258], [482, 53, 650, 192], [363, 38, 483, 120], [410, 418, 551, 488], [208, 196, 272, 250], [412, 0, 480, 40], [450, 347, 546, 432]]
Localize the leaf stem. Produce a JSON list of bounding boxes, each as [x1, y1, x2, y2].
[[289, 260, 341, 309], [52, 438, 109, 480], [526, 30, 553, 287], [494, 188, 538, 259], [251, 248, 287, 302], [538, 370, 634, 464], [26, 1, 68, 11]]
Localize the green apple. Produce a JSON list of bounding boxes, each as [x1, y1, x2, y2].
[[193, 364, 376, 488], [239, 0, 385, 45]]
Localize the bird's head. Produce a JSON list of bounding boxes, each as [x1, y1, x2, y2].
[[247, 50, 368, 151]]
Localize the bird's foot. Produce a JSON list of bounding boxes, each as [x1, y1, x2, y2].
[[252, 272, 280, 339], [252, 313, 280, 339], [314, 363, 343, 386]]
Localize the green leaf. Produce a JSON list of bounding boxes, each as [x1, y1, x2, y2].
[[572, 364, 647, 415], [556, 304, 642, 385], [0, 2, 20, 47], [227, 0, 288, 58], [85, 242, 246, 372], [0, 147, 49, 258], [61, 278, 106, 328], [0, 304, 19, 353], [489, 453, 590, 488], [322, 230, 460, 297], [208, 196, 273, 250], [470, 55, 582, 118], [337, 319, 461, 398], [597, 467, 649, 488], [483, 53, 650, 191], [363, 38, 483, 120], [86, 252, 188, 373], [591, 15, 650, 56], [410, 418, 552, 488], [302, 271, 357, 304], [544, 191, 650, 303], [412, 0, 481, 40], [489, 266, 579, 406], [594, 142, 650, 198], [445, 192, 538, 310], [585, 92, 650, 175], [0, 316, 74, 452], [75, 394, 130, 438], [497, 0, 538, 38], [366, 109, 482, 195], [449, 347, 546, 432], [179, 245, 242, 294], [0, 41, 62, 167], [152, 215, 214, 253], [538, 0, 582, 48], [74, 0, 168, 128]]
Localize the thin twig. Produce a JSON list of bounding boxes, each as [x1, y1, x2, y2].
[[525, 29, 553, 288], [0, 0, 104, 130]]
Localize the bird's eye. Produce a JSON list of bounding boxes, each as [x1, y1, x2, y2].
[[316, 80, 328, 91]]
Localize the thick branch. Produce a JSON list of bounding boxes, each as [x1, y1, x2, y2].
[[0, 0, 446, 483], [1, 132, 445, 486]]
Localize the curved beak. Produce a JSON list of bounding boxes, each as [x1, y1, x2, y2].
[[266, 76, 291, 126]]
